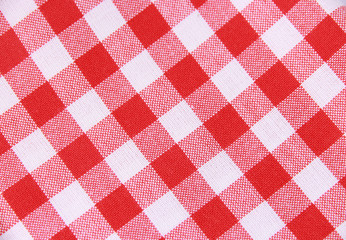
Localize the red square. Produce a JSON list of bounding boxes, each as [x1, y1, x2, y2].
[[112, 94, 157, 138], [204, 104, 249, 149], [192, 197, 238, 240], [245, 154, 291, 199], [340, 175, 346, 189], [75, 43, 119, 87], [51, 227, 77, 240], [3, 174, 48, 219], [305, 16, 346, 61], [190, 0, 207, 8], [21, 82, 65, 127], [40, 0, 83, 34], [287, 204, 334, 240], [151, 144, 197, 189], [0, 29, 28, 74], [165, 54, 209, 98], [96, 185, 142, 231], [297, 110, 343, 156], [272, 0, 299, 13], [128, 4, 170, 48], [0, 132, 10, 156], [216, 13, 258, 57], [256, 61, 299, 106], [58, 134, 103, 178]]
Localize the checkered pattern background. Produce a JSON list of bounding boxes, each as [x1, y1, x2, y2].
[[0, 0, 345, 239]]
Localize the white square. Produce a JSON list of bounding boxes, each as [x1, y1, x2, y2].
[[0, 0, 37, 26], [230, 0, 254, 11], [251, 108, 294, 152], [106, 233, 121, 240], [212, 59, 253, 102], [294, 158, 338, 202], [261, 16, 303, 59], [121, 50, 163, 92], [302, 63, 345, 108], [105, 140, 148, 183], [67, 89, 110, 132], [240, 202, 285, 240], [50, 181, 94, 225], [12, 129, 56, 172], [0, 76, 19, 115], [0, 222, 33, 240], [84, 0, 125, 41], [336, 221, 346, 239], [159, 101, 202, 142], [173, 11, 213, 52], [31, 37, 73, 80], [199, 151, 242, 194], [316, 0, 345, 14], [144, 191, 189, 235]]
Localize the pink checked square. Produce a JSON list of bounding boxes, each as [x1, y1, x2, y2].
[[50, 64, 92, 106], [133, 121, 175, 162], [267, 180, 310, 223], [315, 184, 346, 228], [165, 217, 207, 239], [155, 0, 194, 27], [13, 10, 55, 54], [148, 31, 188, 72], [192, 35, 233, 77], [273, 133, 315, 176], [320, 137, 346, 179], [140, 76, 182, 117], [220, 176, 263, 220], [79, 161, 121, 203], [226, 131, 269, 173], [286, 0, 326, 36], [126, 166, 169, 209], [0, 104, 37, 145], [0, 195, 19, 235], [277, 87, 319, 130], [173, 172, 215, 214], [0, 151, 28, 193], [327, 45, 345, 83], [113, 0, 150, 21], [237, 39, 277, 80], [32, 155, 75, 198], [95, 71, 136, 112], [242, 0, 283, 35], [4, 58, 46, 100], [198, 0, 237, 31], [186, 80, 228, 122], [323, 89, 346, 134], [103, 25, 144, 68], [281, 40, 323, 83], [86, 115, 129, 157], [179, 126, 222, 168], [22, 202, 65, 240], [231, 84, 274, 127], [117, 212, 162, 240], [69, 207, 114, 240], [58, 18, 98, 60], [41, 110, 83, 152]]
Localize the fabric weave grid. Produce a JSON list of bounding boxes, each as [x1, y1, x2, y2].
[[0, 0, 345, 239]]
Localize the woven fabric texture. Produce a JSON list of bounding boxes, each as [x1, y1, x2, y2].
[[0, 0, 345, 239]]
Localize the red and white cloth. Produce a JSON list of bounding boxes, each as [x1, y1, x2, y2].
[[0, 0, 345, 239]]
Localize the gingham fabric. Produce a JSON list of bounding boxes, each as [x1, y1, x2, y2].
[[0, 0, 345, 239]]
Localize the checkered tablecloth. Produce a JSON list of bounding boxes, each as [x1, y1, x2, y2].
[[0, 0, 345, 239]]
